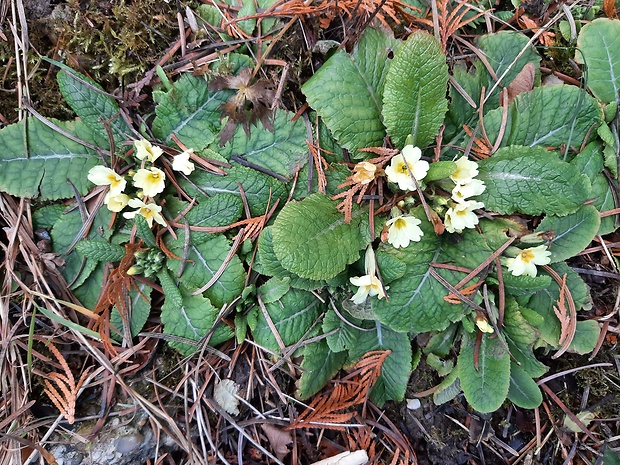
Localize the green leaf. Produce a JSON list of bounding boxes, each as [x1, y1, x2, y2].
[[255, 227, 325, 290], [157, 268, 183, 309], [483, 86, 601, 150], [161, 286, 233, 355], [0, 118, 100, 200], [568, 320, 600, 354], [570, 141, 604, 180], [477, 146, 591, 216], [36, 305, 101, 340], [251, 289, 324, 353], [51, 207, 113, 289], [297, 339, 347, 399], [503, 300, 548, 378], [302, 28, 401, 156], [152, 74, 232, 150], [433, 369, 461, 405], [183, 193, 243, 228], [499, 273, 553, 298], [423, 324, 458, 357], [57, 68, 132, 148], [425, 161, 456, 182], [110, 283, 152, 338], [373, 213, 493, 333], [458, 331, 511, 413], [536, 205, 600, 263], [72, 262, 106, 310], [323, 308, 363, 353], [375, 249, 407, 283], [272, 194, 367, 280], [133, 214, 157, 248], [603, 447, 620, 465], [179, 165, 287, 217], [347, 321, 412, 405], [217, 110, 308, 181], [575, 18, 620, 103], [591, 174, 618, 235], [383, 31, 449, 148], [507, 362, 543, 409], [524, 263, 592, 347], [476, 31, 541, 109], [75, 240, 125, 262], [166, 233, 246, 308], [258, 277, 291, 304]]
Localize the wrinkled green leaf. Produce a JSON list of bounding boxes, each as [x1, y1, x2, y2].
[[575, 18, 620, 103], [348, 321, 412, 405], [477, 146, 591, 216], [536, 205, 600, 263], [111, 283, 152, 338], [503, 300, 548, 378], [217, 110, 308, 181], [183, 193, 243, 228], [152, 74, 231, 150], [272, 194, 367, 280], [507, 362, 542, 409], [179, 165, 287, 217], [458, 331, 511, 413], [476, 31, 541, 108], [52, 207, 113, 289], [161, 286, 233, 355], [302, 28, 400, 156], [57, 68, 132, 148], [255, 227, 325, 290], [258, 277, 291, 304], [251, 289, 323, 353], [166, 233, 246, 308], [0, 118, 100, 200], [297, 339, 347, 399], [591, 174, 618, 235], [383, 31, 449, 148], [483, 86, 601, 150], [568, 320, 600, 354], [75, 240, 125, 263]]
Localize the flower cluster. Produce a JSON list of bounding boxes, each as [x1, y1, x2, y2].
[[444, 156, 486, 233], [87, 140, 196, 227]]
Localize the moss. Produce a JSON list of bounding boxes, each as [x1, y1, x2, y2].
[[50, 0, 198, 88]]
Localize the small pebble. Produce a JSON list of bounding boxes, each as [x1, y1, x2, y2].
[[406, 398, 421, 410], [114, 433, 144, 454]]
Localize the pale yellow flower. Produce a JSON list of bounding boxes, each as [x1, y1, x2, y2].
[[385, 145, 429, 191], [87, 165, 126, 196], [123, 198, 166, 227], [505, 245, 552, 278], [451, 178, 486, 203], [444, 200, 484, 233], [134, 139, 163, 163], [104, 192, 130, 212], [450, 156, 479, 184], [386, 215, 424, 248], [475, 316, 494, 333], [352, 161, 377, 185], [172, 149, 195, 175], [349, 274, 385, 305], [133, 167, 166, 197]]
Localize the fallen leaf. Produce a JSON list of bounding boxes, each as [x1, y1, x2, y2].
[[260, 424, 292, 460]]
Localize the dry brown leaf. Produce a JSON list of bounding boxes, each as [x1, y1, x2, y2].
[[261, 424, 293, 460], [604, 0, 618, 17], [208, 68, 275, 146], [505, 62, 536, 105]]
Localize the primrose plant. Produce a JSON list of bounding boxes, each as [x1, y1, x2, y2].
[[1, 20, 618, 414]]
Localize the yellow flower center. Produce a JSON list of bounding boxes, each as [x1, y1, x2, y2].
[[519, 250, 535, 263], [398, 162, 409, 174], [393, 218, 407, 230]]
